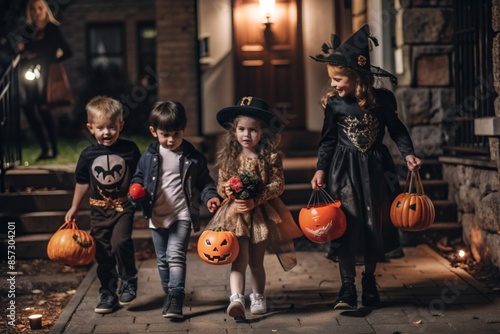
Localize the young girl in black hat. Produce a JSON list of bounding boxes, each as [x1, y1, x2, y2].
[[205, 96, 302, 320], [310, 25, 422, 309]]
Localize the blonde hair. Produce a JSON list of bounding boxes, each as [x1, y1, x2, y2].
[[216, 115, 281, 176], [323, 64, 376, 111], [26, 0, 60, 26], [86, 96, 123, 124]]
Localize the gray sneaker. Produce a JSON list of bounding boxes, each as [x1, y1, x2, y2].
[[118, 277, 138, 306], [95, 293, 118, 314], [162, 289, 184, 319]]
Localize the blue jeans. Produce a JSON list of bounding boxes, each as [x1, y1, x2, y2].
[[150, 220, 191, 294]]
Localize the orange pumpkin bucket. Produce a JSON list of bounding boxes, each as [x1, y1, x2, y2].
[[390, 169, 435, 231], [197, 227, 240, 265], [47, 220, 96, 266], [298, 188, 347, 244]]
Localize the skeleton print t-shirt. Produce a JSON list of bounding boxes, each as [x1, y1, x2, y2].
[[75, 139, 141, 201]]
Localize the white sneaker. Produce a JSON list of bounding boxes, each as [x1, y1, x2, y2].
[[227, 293, 245, 319], [250, 293, 267, 315]]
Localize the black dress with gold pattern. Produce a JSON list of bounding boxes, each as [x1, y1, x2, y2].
[[316, 88, 415, 261]]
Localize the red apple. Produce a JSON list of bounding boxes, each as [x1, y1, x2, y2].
[[129, 183, 146, 199]]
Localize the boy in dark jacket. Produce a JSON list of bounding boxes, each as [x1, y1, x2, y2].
[[131, 101, 220, 319]]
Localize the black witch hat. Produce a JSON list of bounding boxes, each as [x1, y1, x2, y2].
[[310, 24, 397, 84], [217, 96, 276, 129]]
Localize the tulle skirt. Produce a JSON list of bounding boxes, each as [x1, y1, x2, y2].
[[205, 197, 303, 271]]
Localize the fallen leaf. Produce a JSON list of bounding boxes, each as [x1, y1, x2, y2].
[[413, 319, 423, 325]]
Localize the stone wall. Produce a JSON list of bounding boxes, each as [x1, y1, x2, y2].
[[395, 0, 500, 269], [441, 159, 500, 268], [393, 0, 455, 158]]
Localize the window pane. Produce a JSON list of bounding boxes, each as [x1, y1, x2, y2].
[[88, 24, 125, 70]]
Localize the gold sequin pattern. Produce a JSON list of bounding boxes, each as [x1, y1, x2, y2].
[[342, 113, 379, 153]]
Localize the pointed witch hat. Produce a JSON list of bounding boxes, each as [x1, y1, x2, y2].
[[310, 24, 397, 84]]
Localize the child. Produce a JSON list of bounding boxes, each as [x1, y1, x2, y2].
[[65, 96, 140, 314], [310, 25, 422, 310], [130, 101, 220, 319], [205, 97, 303, 320]]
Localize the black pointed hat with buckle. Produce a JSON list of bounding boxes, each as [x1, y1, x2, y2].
[[217, 96, 276, 129], [310, 24, 397, 84]]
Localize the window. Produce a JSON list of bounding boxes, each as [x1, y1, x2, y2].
[[451, 0, 494, 155], [87, 23, 125, 70], [137, 22, 156, 88]]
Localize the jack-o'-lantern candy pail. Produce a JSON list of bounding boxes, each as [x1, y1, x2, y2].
[[197, 227, 240, 265], [391, 170, 435, 231], [298, 188, 347, 244], [47, 220, 96, 266]]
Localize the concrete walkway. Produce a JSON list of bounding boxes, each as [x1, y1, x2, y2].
[[50, 245, 500, 334]]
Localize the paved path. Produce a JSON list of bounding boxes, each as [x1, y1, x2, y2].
[[51, 245, 500, 334]]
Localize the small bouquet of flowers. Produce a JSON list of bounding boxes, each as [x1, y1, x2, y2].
[[227, 171, 262, 200]]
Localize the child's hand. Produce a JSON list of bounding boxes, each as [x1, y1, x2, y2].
[[235, 198, 255, 212], [310, 170, 325, 190], [65, 208, 77, 222], [224, 183, 233, 198], [406, 155, 422, 171], [207, 197, 221, 213]]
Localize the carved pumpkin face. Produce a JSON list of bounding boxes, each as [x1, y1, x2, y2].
[[47, 221, 96, 266], [197, 229, 240, 265], [390, 193, 435, 231], [299, 201, 347, 244]]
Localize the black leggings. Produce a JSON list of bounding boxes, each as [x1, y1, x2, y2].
[[338, 252, 377, 284]]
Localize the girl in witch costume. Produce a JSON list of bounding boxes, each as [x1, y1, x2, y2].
[[310, 24, 422, 309], [205, 97, 303, 320]]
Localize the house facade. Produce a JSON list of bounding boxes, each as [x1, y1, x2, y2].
[[14, 0, 500, 268]]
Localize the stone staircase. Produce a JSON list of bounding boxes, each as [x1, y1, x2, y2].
[[0, 155, 460, 259]]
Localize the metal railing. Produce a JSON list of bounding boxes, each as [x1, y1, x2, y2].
[[450, 0, 494, 156], [0, 54, 22, 193]]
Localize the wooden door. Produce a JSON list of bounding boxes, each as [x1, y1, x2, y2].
[[233, 0, 304, 130]]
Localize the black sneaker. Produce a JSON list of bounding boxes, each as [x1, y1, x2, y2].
[[118, 277, 138, 306], [162, 289, 184, 319], [334, 283, 357, 310], [95, 293, 118, 314], [361, 272, 380, 307]]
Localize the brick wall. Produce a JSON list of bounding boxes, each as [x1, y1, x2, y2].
[[155, 0, 200, 136]]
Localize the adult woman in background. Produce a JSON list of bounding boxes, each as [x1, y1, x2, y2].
[[19, 0, 72, 160]]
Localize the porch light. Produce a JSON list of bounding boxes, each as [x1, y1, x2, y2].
[[259, 0, 275, 26], [25, 64, 41, 81]]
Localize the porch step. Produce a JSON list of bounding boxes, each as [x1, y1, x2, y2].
[[399, 179, 448, 200], [0, 211, 147, 235], [0, 190, 89, 213], [3, 165, 76, 192], [1, 229, 155, 260], [0, 208, 213, 236], [281, 182, 451, 207]]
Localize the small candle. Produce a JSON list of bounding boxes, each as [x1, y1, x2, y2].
[[28, 314, 42, 329]]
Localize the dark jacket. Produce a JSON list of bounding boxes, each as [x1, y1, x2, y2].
[[131, 140, 218, 232]]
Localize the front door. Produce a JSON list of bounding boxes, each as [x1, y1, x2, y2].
[[233, 0, 304, 130]]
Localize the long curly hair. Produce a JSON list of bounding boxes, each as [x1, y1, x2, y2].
[[215, 115, 281, 176], [322, 64, 376, 111]]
